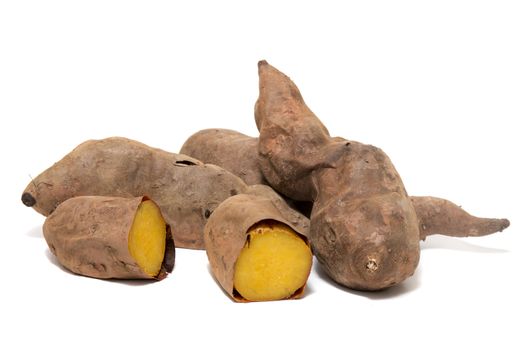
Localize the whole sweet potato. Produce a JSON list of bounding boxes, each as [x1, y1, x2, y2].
[[254, 61, 509, 290]]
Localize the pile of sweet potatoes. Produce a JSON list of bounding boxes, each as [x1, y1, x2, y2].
[[22, 61, 510, 301]]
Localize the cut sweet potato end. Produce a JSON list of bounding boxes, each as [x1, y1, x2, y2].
[[233, 221, 312, 301], [128, 200, 167, 277]]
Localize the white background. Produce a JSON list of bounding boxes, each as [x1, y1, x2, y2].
[[1, 1, 524, 349]]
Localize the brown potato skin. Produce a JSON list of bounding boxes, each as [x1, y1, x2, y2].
[[179, 129, 510, 244], [180, 129, 267, 186], [412, 196, 510, 240], [204, 187, 310, 302], [253, 61, 415, 290], [22, 137, 248, 249], [43, 196, 175, 280], [251, 61, 421, 289], [180, 129, 314, 217], [254, 61, 510, 290], [309, 144, 420, 290]]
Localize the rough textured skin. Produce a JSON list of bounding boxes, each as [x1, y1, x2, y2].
[[255, 63, 347, 202], [244, 184, 310, 234], [179, 128, 509, 241], [180, 129, 267, 186], [204, 189, 310, 302], [180, 129, 315, 217], [306, 143, 421, 290], [254, 61, 419, 290], [43, 196, 175, 280], [21, 137, 248, 249], [412, 196, 510, 240], [254, 61, 510, 290]]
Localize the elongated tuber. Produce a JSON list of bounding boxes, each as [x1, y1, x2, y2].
[[253, 61, 509, 290], [181, 128, 509, 242]]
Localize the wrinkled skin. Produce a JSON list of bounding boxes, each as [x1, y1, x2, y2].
[[180, 129, 315, 217], [178, 127, 510, 239], [306, 142, 420, 290], [204, 190, 310, 302], [254, 61, 421, 289], [254, 61, 509, 290], [22, 137, 248, 249], [43, 196, 175, 280]]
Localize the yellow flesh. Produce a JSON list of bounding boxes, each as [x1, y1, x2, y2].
[[128, 200, 166, 277], [233, 222, 312, 301]]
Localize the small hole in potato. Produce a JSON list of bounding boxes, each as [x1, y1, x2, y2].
[[174, 160, 197, 166]]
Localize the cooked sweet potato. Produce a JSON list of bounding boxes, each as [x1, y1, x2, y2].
[[21, 137, 248, 249], [253, 61, 510, 290], [43, 196, 175, 280], [204, 188, 311, 302]]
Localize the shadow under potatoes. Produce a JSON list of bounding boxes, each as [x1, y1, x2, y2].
[[420, 235, 508, 253], [45, 249, 157, 286], [313, 259, 421, 300], [206, 264, 314, 302], [314, 234, 507, 299]]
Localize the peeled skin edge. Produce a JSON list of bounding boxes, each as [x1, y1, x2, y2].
[[233, 222, 312, 301]]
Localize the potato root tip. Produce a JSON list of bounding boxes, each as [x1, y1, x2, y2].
[[22, 192, 36, 207]]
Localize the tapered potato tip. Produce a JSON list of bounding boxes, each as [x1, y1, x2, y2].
[[411, 196, 511, 240], [21, 192, 36, 207], [500, 218, 511, 230], [256, 59, 295, 89]]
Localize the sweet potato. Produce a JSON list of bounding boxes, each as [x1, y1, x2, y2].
[[180, 128, 507, 241], [204, 187, 311, 302], [43, 196, 175, 280], [21, 137, 248, 249], [253, 61, 509, 290], [181, 129, 266, 186], [180, 129, 315, 217]]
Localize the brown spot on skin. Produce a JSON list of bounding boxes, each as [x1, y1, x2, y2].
[[366, 259, 378, 273], [89, 224, 98, 234], [325, 226, 337, 244]]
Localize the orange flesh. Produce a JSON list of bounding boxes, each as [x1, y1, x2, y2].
[[128, 200, 167, 277], [233, 222, 312, 301]]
